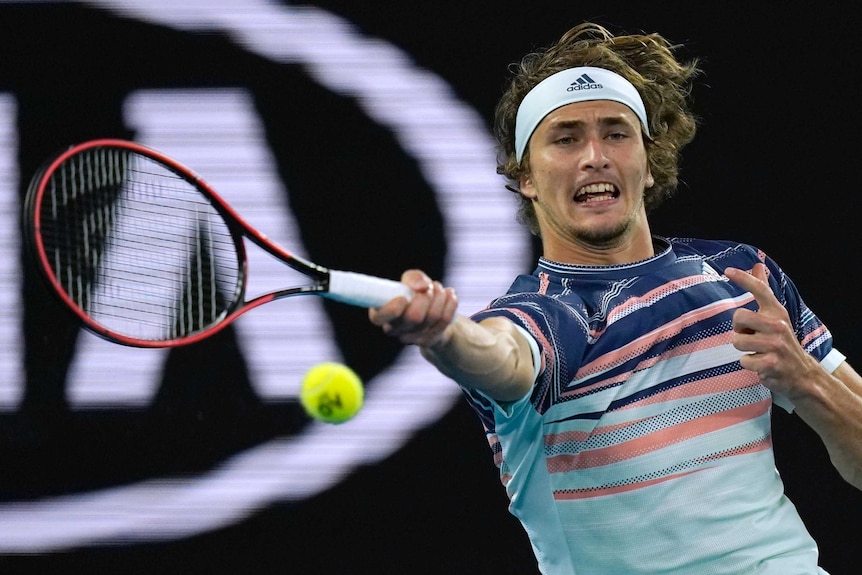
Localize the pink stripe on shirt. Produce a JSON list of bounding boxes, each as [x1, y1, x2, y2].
[[546, 398, 771, 472]]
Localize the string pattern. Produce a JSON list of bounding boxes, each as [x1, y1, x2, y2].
[[37, 146, 241, 342]]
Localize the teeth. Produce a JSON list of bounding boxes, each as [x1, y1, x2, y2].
[[581, 194, 609, 203], [576, 183, 615, 196]]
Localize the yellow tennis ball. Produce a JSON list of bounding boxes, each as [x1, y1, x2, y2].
[[300, 362, 364, 424]]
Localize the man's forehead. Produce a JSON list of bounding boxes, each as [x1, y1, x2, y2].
[[540, 100, 641, 129]]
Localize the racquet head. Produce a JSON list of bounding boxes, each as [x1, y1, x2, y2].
[[26, 139, 251, 347]]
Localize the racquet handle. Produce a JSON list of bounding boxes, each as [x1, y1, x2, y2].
[[326, 270, 414, 308]]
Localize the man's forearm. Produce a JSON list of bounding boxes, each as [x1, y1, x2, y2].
[[420, 316, 536, 402], [792, 361, 862, 490]]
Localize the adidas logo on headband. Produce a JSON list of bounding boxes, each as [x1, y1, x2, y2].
[[568, 73, 602, 91]]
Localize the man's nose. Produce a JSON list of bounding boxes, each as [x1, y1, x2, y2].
[[581, 137, 610, 170]]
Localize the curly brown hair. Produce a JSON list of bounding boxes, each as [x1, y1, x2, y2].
[[494, 23, 701, 234]]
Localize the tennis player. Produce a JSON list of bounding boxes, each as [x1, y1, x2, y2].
[[369, 22, 862, 574]]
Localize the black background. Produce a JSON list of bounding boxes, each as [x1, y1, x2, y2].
[[1, 1, 861, 573]]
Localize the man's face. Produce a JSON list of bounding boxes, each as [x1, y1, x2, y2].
[[519, 100, 654, 260]]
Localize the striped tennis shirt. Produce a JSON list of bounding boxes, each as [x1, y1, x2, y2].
[[466, 237, 841, 574]]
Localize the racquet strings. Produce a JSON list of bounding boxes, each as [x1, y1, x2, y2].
[[36, 147, 242, 342]]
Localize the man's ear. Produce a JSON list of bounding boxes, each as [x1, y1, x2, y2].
[[520, 172, 537, 199], [645, 168, 655, 189]]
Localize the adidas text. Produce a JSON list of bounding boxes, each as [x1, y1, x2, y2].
[[568, 82, 602, 91]]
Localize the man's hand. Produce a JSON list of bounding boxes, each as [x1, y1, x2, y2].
[[725, 263, 819, 401], [368, 269, 458, 348], [368, 269, 534, 402]]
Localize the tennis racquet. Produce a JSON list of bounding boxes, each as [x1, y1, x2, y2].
[[24, 138, 413, 348]]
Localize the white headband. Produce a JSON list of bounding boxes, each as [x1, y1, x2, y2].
[[514, 66, 650, 161]]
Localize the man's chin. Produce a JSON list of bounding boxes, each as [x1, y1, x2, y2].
[[573, 224, 630, 248]]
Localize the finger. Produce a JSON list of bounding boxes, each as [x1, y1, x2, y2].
[[402, 280, 439, 323], [370, 269, 434, 325], [737, 350, 764, 376], [731, 308, 759, 335], [400, 269, 435, 294], [425, 285, 458, 332], [422, 281, 447, 320], [368, 294, 410, 326], [392, 285, 458, 345], [731, 329, 772, 354], [441, 287, 459, 321], [750, 262, 769, 283], [732, 301, 789, 339], [725, 265, 779, 312], [738, 347, 782, 378]]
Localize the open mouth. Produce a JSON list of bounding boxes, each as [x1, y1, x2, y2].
[[574, 182, 619, 203]]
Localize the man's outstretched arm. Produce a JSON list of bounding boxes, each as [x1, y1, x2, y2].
[[369, 270, 536, 402]]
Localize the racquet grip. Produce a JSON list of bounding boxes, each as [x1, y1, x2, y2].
[[326, 270, 414, 308]]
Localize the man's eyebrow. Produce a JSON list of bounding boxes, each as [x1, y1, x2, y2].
[[547, 119, 586, 131], [598, 116, 632, 127]]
